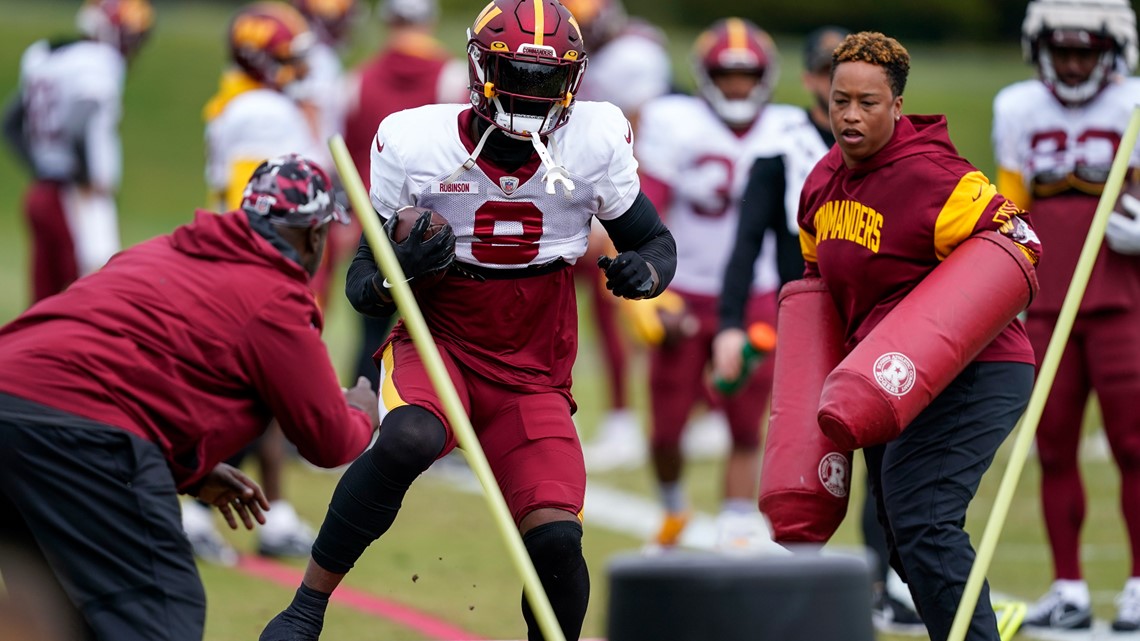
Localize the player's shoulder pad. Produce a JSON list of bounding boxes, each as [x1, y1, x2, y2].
[[993, 79, 1048, 118], [555, 101, 635, 173], [1116, 75, 1140, 100], [640, 93, 703, 121], [224, 88, 307, 126], [375, 103, 467, 155]]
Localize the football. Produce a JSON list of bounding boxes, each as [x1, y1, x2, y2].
[[389, 206, 450, 290], [391, 205, 449, 242]]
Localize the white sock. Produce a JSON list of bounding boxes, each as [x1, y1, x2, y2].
[[721, 498, 754, 515], [1125, 577, 1140, 595], [659, 482, 686, 514], [1054, 579, 1090, 607]]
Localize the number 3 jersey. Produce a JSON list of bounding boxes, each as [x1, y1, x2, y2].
[[993, 77, 1140, 313], [635, 95, 803, 297], [367, 102, 641, 393]]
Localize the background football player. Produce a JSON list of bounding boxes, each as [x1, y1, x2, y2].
[[633, 18, 786, 552], [559, 0, 675, 471], [2, 0, 153, 304], [994, 0, 1140, 630], [260, 1, 675, 639]]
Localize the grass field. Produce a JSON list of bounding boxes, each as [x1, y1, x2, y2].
[[0, 3, 1133, 641]]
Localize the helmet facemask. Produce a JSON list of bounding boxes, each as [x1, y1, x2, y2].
[[468, 38, 586, 139], [1037, 30, 1118, 105], [700, 67, 770, 128]]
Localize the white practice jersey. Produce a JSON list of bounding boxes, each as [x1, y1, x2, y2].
[[204, 86, 322, 210], [576, 27, 671, 116], [774, 114, 832, 235], [369, 102, 640, 270], [18, 39, 125, 190], [290, 41, 346, 164], [994, 77, 1140, 185], [637, 95, 805, 296]]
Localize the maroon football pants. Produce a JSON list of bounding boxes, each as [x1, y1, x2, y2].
[[1027, 308, 1140, 579]]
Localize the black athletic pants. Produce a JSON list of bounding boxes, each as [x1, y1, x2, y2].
[[863, 361, 1033, 641], [0, 393, 205, 641]]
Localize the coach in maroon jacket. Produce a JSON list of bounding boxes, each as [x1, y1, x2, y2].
[[797, 34, 1042, 641], [0, 154, 378, 641]]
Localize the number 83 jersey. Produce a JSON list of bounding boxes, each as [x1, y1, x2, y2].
[[368, 102, 640, 270]]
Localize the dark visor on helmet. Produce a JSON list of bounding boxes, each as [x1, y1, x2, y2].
[[496, 59, 571, 99]]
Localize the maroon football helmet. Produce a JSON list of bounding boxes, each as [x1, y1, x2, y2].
[[692, 17, 778, 127], [77, 0, 155, 58], [228, 2, 315, 90], [466, 0, 588, 138]]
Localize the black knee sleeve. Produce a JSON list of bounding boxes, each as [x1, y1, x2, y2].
[[521, 520, 589, 641], [311, 406, 445, 574]]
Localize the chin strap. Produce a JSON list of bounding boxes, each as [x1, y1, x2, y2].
[[530, 132, 575, 198], [442, 124, 495, 185]]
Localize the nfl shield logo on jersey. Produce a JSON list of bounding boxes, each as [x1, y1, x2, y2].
[[499, 176, 520, 195]]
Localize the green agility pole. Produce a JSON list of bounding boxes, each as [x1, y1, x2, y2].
[[948, 105, 1140, 641], [329, 135, 567, 641]]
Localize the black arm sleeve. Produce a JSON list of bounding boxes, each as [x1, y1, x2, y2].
[[2, 93, 33, 173], [719, 156, 790, 330], [598, 191, 677, 297], [345, 233, 397, 319]]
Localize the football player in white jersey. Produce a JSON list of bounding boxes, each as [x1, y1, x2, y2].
[[552, 0, 675, 472], [290, 0, 356, 162], [994, 0, 1140, 631], [2, 0, 153, 303], [193, 1, 325, 567], [260, 2, 676, 640], [631, 18, 791, 552]]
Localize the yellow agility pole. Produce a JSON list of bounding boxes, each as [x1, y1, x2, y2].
[[948, 105, 1140, 641], [328, 135, 567, 641]]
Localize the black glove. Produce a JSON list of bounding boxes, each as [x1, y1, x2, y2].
[[598, 252, 656, 299], [383, 210, 456, 284]]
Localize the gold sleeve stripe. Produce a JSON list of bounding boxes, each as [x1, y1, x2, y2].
[[224, 159, 264, 212], [473, 4, 501, 35], [533, 0, 545, 46], [222, 158, 261, 211], [997, 167, 1032, 211], [379, 343, 408, 413], [933, 170, 997, 261], [799, 227, 818, 264]]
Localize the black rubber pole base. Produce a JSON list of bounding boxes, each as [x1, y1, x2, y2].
[[607, 551, 875, 641]]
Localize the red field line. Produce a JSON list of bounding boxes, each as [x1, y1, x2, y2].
[[236, 555, 488, 640]]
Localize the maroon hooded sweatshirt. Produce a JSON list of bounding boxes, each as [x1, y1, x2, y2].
[[798, 114, 1042, 364], [0, 210, 373, 491]]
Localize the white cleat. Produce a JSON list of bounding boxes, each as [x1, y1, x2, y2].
[[582, 410, 645, 472]]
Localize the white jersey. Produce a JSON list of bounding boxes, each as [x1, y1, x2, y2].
[[290, 41, 346, 163], [576, 27, 671, 117], [774, 114, 832, 235], [204, 84, 322, 210], [18, 39, 125, 190], [637, 95, 803, 296], [993, 77, 1140, 185], [369, 102, 640, 270]]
